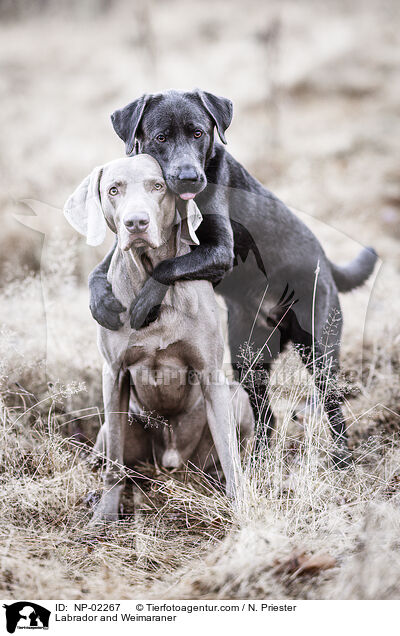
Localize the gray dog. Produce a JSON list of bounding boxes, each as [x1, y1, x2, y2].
[[64, 154, 254, 524], [88, 89, 378, 467]]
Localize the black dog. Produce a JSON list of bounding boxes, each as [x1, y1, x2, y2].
[[89, 89, 377, 465]]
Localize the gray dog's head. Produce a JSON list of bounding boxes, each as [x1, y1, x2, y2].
[[111, 89, 233, 201], [63, 155, 203, 251]]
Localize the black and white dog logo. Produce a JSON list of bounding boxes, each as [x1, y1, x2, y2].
[[3, 602, 50, 634]]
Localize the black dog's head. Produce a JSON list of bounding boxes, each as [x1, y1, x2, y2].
[[111, 89, 232, 200]]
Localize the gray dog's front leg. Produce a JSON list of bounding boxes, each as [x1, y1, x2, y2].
[[201, 373, 242, 499], [90, 364, 126, 525]]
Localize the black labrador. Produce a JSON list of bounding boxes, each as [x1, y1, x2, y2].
[[88, 89, 377, 466]]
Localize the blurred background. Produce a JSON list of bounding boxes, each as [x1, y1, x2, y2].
[[1, 0, 399, 268]]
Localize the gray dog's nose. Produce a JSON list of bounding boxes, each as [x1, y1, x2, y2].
[[177, 165, 198, 182], [124, 213, 150, 233]]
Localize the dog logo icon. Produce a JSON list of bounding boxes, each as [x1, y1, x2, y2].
[[3, 602, 50, 633]]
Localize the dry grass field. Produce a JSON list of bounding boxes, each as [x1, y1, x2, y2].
[[1, 0, 400, 599]]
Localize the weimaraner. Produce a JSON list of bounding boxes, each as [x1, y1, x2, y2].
[[64, 154, 254, 524]]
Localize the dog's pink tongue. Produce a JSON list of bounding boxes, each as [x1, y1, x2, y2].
[[179, 193, 196, 200]]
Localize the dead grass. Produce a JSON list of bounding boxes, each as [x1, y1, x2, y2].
[[1, 0, 400, 600], [1, 331, 400, 600]]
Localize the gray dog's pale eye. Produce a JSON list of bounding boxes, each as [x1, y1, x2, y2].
[[108, 186, 119, 196], [194, 130, 203, 138]]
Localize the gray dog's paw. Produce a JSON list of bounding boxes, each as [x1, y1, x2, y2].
[[88, 507, 120, 527], [84, 490, 102, 509], [130, 277, 169, 330], [89, 275, 126, 331]]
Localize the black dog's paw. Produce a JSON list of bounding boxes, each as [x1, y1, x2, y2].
[[130, 278, 169, 330], [141, 304, 162, 328], [331, 442, 353, 470], [89, 275, 126, 331]]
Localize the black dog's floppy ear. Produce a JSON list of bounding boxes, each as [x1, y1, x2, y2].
[[111, 94, 150, 155], [195, 89, 233, 144]]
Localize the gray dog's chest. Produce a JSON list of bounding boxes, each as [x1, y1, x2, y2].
[[99, 278, 221, 416], [125, 341, 201, 416]]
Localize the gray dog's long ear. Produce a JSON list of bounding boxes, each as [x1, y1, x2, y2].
[[63, 167, 107, 246], [175, 199, 203, 246], [111, 94, 150, 155], [195, 90, 233, 144]]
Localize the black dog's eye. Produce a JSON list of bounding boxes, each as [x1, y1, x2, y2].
[[156, 134, 166, 143], [194, 130, 203, 138], [153, 182, 164, 191], [109, 186, 119, 196]]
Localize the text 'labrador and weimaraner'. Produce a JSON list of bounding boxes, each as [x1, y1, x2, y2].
[[89, 89, 378, 468], [64, 154, 254, 524]]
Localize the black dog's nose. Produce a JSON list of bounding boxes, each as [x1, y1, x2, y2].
[[124, 212, 150, 233], [177, 165, 198, 182]]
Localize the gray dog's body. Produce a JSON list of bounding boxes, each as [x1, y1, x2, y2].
[[64, 154, 253, 524]]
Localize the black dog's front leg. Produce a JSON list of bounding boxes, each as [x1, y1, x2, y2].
[[156, 214, 234, 284], [129, 215, 234, 329], [88, 238, 126, 331]]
